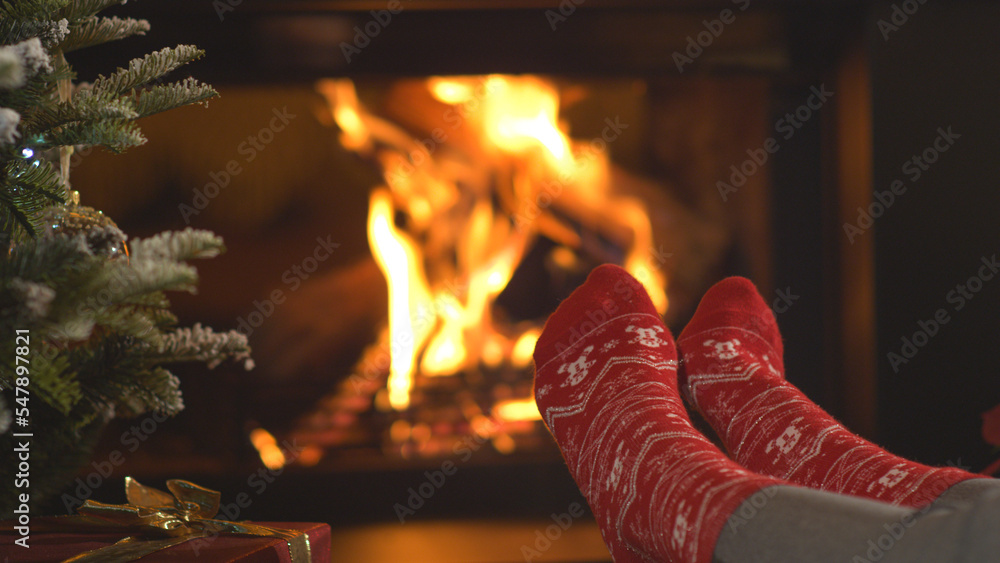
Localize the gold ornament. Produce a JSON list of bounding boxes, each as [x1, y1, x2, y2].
[[39, 191, 129, 260]]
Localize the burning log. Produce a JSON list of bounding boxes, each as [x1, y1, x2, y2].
[[268, 74, 739, 465]]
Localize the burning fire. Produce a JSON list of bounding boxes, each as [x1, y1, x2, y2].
[[367, 189, 433, 410], [318, 75, 666, 443]]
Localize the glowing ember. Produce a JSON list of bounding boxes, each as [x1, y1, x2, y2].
[[428, 77, 476, 104], [296, 445, 323, 467], [250, 428, 286, 470], [511, 329, 541, 368], [493, 398, 542, 422]]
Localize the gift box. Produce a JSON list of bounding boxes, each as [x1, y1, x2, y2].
[[1, 478, 330, 562], [1, 521, 331, 562]]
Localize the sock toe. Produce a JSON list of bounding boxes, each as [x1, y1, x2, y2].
[[534, 263, 661, 364], [679, 276, 782, 359], [703, 276, 765, 311]]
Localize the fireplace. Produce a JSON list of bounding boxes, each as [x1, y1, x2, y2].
[[66, 0, 913, 531], [276, 72, 764, 464]]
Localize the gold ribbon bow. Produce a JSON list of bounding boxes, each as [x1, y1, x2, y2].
[[57, 477, 311, 562]]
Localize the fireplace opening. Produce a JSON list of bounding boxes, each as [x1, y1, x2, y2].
[[75, 67, 779, 507], [274, 73, 745, 465], [65, 3, 902, 554]]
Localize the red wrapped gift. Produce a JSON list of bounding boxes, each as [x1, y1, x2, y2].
[[0, 521, 331, 562], [0, 478, 330, 562]]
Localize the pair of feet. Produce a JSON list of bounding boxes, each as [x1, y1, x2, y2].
[[532, 265, 978, 563]]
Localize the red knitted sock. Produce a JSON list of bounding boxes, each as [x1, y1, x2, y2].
[[534, 265, 784, 563], [677, 276, 980, 508]]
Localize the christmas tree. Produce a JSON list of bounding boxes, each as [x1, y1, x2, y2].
[[0, 0, 251, 514]]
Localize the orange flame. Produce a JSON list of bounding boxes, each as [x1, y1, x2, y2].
[[493, 398, 542, 422], [321, 79, 370, 152], [367, 189, 433, 410], [511, 328, 540, 368], [327, 75, 668, 415]]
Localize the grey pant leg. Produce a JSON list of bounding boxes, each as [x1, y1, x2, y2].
[[712, 479, 1000, 563]]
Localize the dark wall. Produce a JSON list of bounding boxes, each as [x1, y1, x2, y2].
[[871, 1, 1000, 469], [770, 82, 826, 407]]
